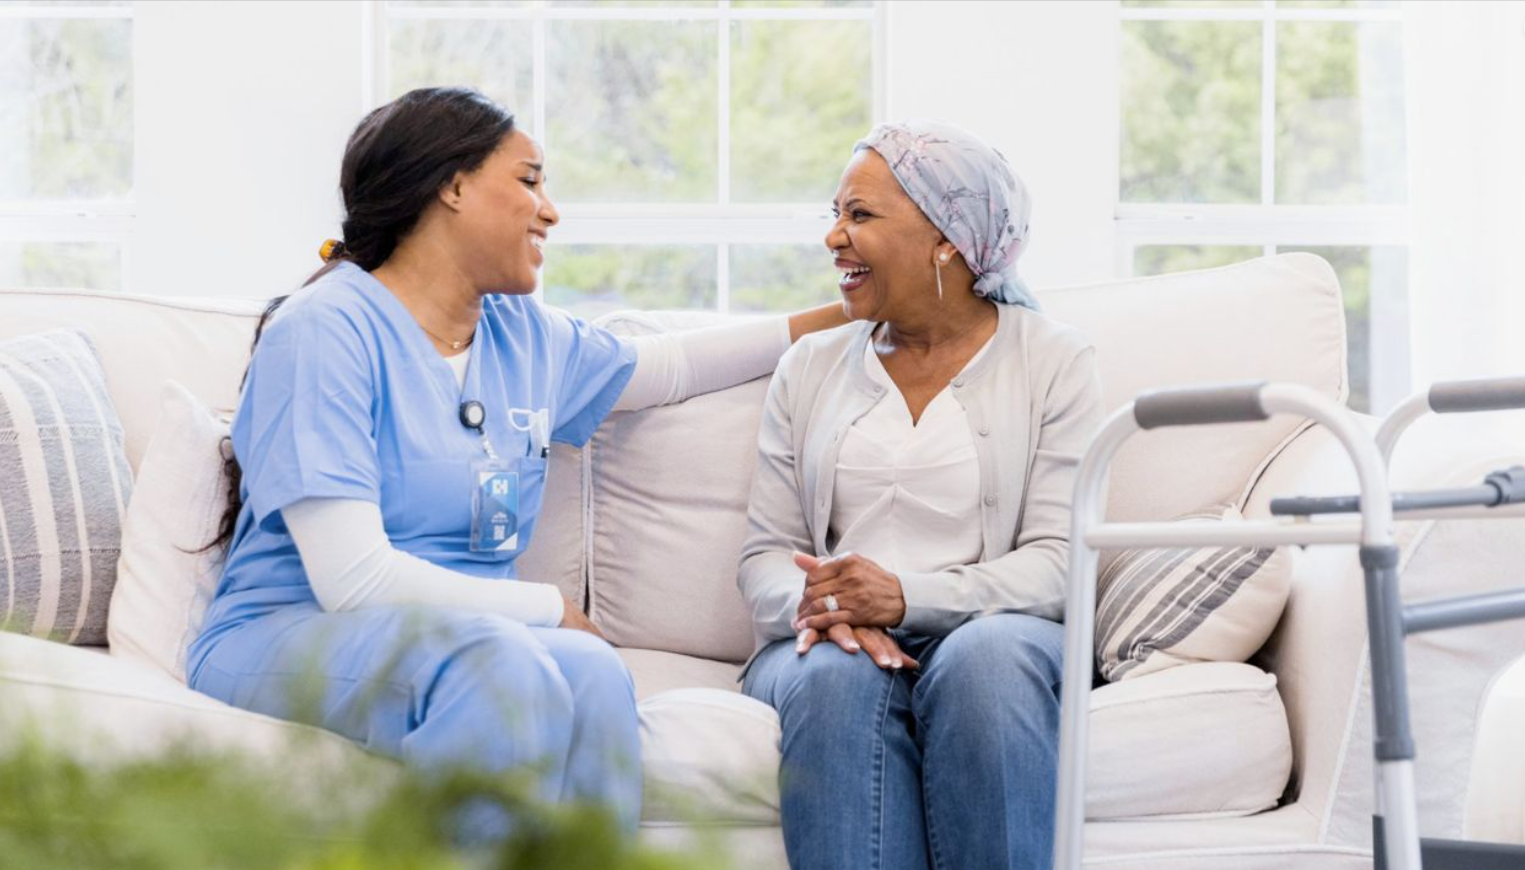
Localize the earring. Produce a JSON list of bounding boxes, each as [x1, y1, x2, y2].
[[936, 260, 944, 301]]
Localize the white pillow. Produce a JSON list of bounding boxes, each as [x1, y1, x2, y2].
[[108, 380, 231, 681]]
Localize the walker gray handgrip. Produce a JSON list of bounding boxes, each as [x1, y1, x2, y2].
[[1428, 377, 1525, 413], [1132, 382, 1269, 430]]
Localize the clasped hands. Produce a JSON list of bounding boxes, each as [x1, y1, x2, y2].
[[790, 552, 918, 671]]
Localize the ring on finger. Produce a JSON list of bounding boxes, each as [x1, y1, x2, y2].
[[824, 594, 840, 613]]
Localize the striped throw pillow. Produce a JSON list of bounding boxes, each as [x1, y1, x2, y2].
[[0, 329, 132, 644], [1095, 505, 1292, 682]]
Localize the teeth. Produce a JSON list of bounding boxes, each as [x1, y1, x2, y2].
[[529, 235, 544, 250], [840, 266, 870, 278]]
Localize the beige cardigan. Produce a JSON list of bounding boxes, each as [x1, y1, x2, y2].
[[737, 302, 1105, 654]]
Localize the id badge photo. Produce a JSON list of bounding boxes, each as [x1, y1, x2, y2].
[[470, 458, 521, 553]]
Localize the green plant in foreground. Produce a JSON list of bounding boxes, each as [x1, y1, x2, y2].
[[0, 727, 726, 870]]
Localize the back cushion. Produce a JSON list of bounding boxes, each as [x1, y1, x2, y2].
[[587, 312, 765, 663], [583, 254, 1347, 660], [1042, 253, 1347, 522]]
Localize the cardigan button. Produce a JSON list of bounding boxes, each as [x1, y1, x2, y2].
[[952, 377, 965, 388], [978, 425, 990, 436], [984, 495, 998, 506]]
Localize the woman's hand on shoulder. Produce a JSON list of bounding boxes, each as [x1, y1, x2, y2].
[[792, 551, 907, 631]]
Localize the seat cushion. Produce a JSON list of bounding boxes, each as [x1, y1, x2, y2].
[[634, 657, 1290, 825], [0, 629, 375, 772]]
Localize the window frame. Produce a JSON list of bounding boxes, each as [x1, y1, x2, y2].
[[0, 2, 135, 290], [375, 0, 887, 313], [1114, 0, 1411, 410]]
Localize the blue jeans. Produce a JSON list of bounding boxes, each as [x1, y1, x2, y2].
[[190, 603, 642, 832], [743, 613, 1064, 870]]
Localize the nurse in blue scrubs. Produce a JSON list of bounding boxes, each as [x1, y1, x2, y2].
[[186, 87, 847, 832]]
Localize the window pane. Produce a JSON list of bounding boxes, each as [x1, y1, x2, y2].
[[542, 244, 716, 316], [1122, 1, 1260, 7], [1133, 245, 1262, 276], [546, 20, 716, 203], [0, 18, 133, 200], [730, 244, 840, 313], [1278, 1, 1401, 8], [387, 19, 534, 129], [1120, 21, 1261, 203], [1275, 246, 1407, 413], [1276, 22, 1406, 204], [0, 242, 122, 292], [730, 20, 871, 203], [732, 1, 872, 8], [387, 2, 534, 7], [550, 1, 716, 7]]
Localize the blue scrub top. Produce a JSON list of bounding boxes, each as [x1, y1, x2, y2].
[[188, 262, 636, 680]]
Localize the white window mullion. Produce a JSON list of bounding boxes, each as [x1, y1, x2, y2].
[[1261, 2, 1276, 208], [532, 10, 547, 141], [718, 1, 731, 208], [717, 242, 730, 314]]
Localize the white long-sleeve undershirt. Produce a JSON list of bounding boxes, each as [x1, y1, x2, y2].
[[283, 316, 794, 626]]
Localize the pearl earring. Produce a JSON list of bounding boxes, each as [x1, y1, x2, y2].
[[935, 252, 950, 301]]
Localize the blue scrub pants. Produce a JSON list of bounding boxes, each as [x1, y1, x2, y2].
[[190, 603, 642, 832]]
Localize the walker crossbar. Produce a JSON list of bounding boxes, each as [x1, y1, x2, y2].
[[1269, 466, 1525, 518], [1403, 588, 1525, 635]]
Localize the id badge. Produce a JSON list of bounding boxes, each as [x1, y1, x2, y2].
[[471, 458, 521, 553]]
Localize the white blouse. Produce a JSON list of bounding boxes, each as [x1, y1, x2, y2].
[[829, 338, 990, 576]]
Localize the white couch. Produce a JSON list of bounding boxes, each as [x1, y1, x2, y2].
[[2, 253, 1522, 868]]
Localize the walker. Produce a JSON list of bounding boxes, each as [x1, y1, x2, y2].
[[1051, 378, 1525, 870]]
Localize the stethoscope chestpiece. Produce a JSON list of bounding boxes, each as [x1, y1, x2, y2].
[[459, 400, 486, 433]]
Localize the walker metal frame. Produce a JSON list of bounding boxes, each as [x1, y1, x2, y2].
[[1051, 377, 1525, 870]]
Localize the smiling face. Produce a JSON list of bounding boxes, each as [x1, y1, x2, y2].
[[448, 130, 559, 294], [825, 148, 956, 323]]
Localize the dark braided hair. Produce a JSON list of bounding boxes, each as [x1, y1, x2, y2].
[[205, 87, 516, 553]]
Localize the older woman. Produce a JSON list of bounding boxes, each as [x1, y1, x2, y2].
[[739, 120, 1104, 870]]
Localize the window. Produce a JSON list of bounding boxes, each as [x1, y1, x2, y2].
[[1116, 0, 1408, 413], [0, 0, 133, 292], [382, 0, 882, 317]]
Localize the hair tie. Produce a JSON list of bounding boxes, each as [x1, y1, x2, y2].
[[319, 239, 347, 262]]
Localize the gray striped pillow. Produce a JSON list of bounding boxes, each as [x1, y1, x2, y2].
[[0, 329, 132, 644], [1095, 505, 1292, 682]]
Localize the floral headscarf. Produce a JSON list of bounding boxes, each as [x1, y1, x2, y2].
[[854, 120, 1038, 309]]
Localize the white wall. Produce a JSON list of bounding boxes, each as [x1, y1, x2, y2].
[[886, 1, 1120, 291], [131, 0, 371, 299]]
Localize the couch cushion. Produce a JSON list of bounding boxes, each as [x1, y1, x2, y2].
[[0, 288, 587, 613], [108, 381, 231, 680], [618, 646, 741, 701], [632, 657, 1291, 825], [1041, 253, 1346, 524], [0, 629, 374, 770], [589, 311, 771, 663], [0, 329, 134, 645]]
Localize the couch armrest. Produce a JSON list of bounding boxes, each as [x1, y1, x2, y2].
[[1243, 417, 1525, 849]]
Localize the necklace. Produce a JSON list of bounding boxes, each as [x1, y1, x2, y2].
[[419, 322, 474, 351]]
